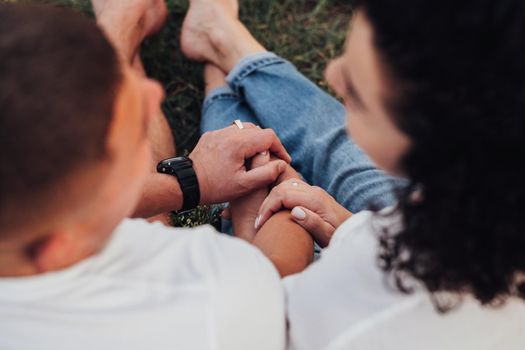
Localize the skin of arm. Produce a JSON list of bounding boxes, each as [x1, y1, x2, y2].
[[231, 162, 314, 277], [132, 124, 290, 219], [132, 173, 183, 218], [252, 211, 314, 277]]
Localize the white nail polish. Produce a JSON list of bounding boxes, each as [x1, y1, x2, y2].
[[259, 150, 268, 156], [291, 207, 306, 220], [254, 216, 260, 229]]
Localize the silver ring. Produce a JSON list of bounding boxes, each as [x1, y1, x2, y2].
[[233, 119, 244, 130]]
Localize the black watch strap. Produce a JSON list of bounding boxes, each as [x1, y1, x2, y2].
[[157, 157, 200, 212]]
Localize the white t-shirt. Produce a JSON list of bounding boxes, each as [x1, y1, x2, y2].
[[285, 210, 525, 350], [0, 219, 285, 350]]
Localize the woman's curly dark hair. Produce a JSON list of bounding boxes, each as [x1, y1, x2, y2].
[[359, 0, 525, 309]]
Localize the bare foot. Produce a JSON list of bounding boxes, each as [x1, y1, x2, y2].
[[227, 0, 240, 18], [92, 0, 168, 61], [181, 0, 265, 72], [180, 0, 235, 62]]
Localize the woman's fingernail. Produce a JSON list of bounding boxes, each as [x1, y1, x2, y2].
[[254, 215, 261, 229], [291, 207, 306, 220], [259, 150, 268, 156]]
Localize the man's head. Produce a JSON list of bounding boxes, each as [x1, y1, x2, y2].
[[0, 3, 164, 274]]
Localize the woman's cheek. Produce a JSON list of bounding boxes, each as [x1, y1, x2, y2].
[[346, 114, 383, 168]]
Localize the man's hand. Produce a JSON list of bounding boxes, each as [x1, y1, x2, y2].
[[189, 123, 291, 204], [229, 152, 271, 242], [275, 162, 302, 185]]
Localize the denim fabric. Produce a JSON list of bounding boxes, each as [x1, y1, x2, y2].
[[201, 52, 402, 212]]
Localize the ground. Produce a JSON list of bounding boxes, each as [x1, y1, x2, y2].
[[28, 0, 354, 226]]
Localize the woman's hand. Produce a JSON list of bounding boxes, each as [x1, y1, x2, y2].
[[255, 179, 352, 247]]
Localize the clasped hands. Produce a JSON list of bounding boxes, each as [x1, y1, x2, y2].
[[190, 123, 352, 248]]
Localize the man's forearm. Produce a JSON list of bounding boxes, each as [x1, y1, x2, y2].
[[132, 173, 183, 218], [253, 211, 314, 277]]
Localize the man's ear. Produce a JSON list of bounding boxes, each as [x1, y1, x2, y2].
[[30, 233, 79, 273]]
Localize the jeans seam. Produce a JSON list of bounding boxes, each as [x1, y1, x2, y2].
[[228, 57, 285, 94], [202, 93, 242, 115]]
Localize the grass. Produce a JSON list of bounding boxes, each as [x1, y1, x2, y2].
[[142, 0, 354, 156], [21, 0, 354, 226]]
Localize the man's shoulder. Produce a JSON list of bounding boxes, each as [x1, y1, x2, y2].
[[101, 218, 280, 288], [109, 219, 286, 349], [0, 219, 285, 349]]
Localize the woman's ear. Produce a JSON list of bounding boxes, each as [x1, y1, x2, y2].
[[324, 57, 346, 98]]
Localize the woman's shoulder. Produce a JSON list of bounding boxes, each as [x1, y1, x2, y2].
[[329, 206, 402, 248], [284, 207, 410, 349], [285, 208, 525, 350]]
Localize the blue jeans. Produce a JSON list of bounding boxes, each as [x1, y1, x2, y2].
[[201, 52, 399, 213]]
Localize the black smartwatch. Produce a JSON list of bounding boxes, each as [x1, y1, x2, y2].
[[157, 156, 200, 212]]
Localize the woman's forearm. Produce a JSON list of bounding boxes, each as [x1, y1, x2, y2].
[[253, 211, 314, 277]]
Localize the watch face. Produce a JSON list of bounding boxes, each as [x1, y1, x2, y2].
[[160, 157, 184, 166], [157, 157, 192, 174]]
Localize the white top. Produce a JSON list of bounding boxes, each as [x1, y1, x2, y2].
[[284, 210, 525, 350], [0, 219, 285, 350]]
